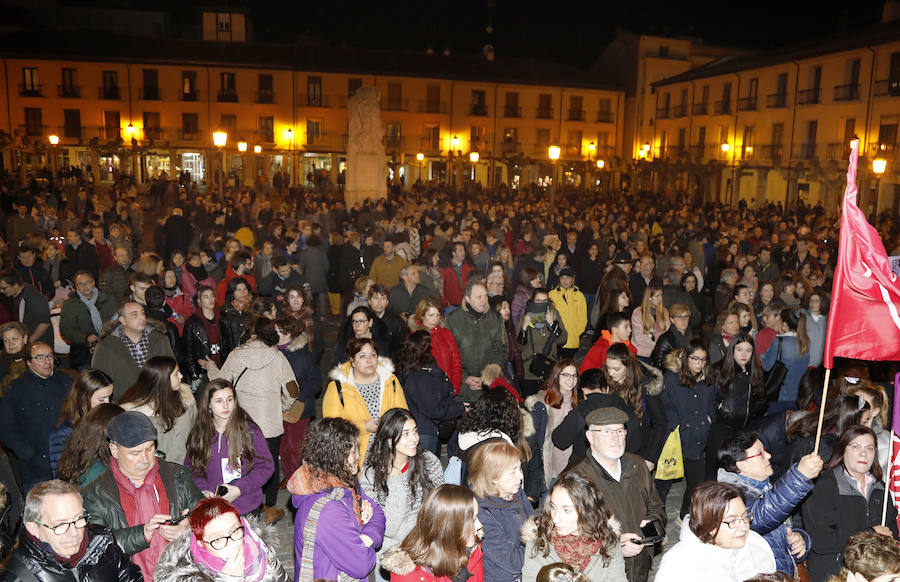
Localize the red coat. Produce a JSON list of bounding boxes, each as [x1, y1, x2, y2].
[[389, 547, 483, 582], [430, 324, 462, 395], [440, 263, 474, 307], [580, 332, 638, 373], [215, 265, 258, 307]]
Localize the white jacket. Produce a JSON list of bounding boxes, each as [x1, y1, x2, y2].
[[655, 517, 776, 582]]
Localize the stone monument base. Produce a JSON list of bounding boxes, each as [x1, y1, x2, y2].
[[345, 152, 386, 207]]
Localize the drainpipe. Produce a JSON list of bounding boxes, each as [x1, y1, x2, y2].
[[787, 61, 801, 210]]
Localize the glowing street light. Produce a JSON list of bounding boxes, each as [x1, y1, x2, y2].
[[48, 134, 59, 145], [596, 159, 605, 169], [213, 131, 228, 147], [253, 144, 262, 154], [416, 152, 424, 162], [469, 151, 479, 163], [548, 145, 561, 160], [450, 135, 460, 151], [642, 143, 651, 153], [873, 157, 887, 216], [237, 140, 248, 152], [721, 142, 730, 153]]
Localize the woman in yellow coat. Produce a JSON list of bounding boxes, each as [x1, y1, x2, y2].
[[323, 337, 408, 464]]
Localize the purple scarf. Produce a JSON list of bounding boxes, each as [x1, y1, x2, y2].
[[188, 517, 268, 582]]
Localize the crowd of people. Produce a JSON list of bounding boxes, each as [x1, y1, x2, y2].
[[0, 169, 898, 582]]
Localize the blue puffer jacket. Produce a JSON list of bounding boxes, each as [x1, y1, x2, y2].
[[718, 464, 813, 575]]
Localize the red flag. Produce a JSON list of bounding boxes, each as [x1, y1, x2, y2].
[[823, 140, 900, 368]]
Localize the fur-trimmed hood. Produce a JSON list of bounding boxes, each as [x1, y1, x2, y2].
[[155, 516, 288, 582], [380, 545, 417, 575], [283, 333, 308, 352], [664, 349, 684, 373], [329, 357, 396, 386], [519, 513, 621, 544], [639, 362, 664, 396]]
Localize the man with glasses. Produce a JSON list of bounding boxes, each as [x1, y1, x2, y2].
[[59, 271, 118, 370], [0, 342, 72, 492], [717, 431, 823, 577], [6, 479, 141, 582], [81, 411, 202, 581], [568, 407, 665, 582]]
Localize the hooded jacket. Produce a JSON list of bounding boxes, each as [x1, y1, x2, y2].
[[0, 524, 142, 582], [208, 340, 297, 439], [380, 545, 484, 582], [477, 488, 534, 582], [717, 465, 813, 576], [154, 516, 288, 582], [520, 515, 627, 582], [661, 351, 716, 461], [654, 517, 776, 582], [322, 358, 407, 463], [279, 334, 322, 420]]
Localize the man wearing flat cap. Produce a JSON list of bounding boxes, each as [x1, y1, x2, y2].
[[566, 407, 666, 582], [80, 410, 203, 581]]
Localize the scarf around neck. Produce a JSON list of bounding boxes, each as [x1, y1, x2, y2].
[[189, 516, 268, 582], [78, 287, 103, 334], [552, 532, 604, 571], [110, 457, 169, 581], [286, 463, 363, 526]]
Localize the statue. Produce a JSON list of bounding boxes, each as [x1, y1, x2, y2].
[[346, 86, 387, 205]]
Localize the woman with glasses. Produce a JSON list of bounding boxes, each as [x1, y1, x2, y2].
[[332, 305, 391, 366], [659, 338, 715, 518], [155, 496, 288, 582], [655, 482, 776, 582], [802, 425, 899, 582], [531, 359, 579, 483]]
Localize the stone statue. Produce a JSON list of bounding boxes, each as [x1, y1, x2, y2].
[[346, 86, 386, 205]]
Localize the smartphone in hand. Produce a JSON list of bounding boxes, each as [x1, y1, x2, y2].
[[215, 484, 228, 497]]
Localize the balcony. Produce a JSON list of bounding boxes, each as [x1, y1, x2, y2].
[[596, 111, 614, 123], [740, 145, 758, 160], [656, 107, 670, 119], [567, 109, 585, 122], [671, 104, 687, 118], [798, 88, 820, 105], [503, 106, 522, 118], [19, 84, 43, 97], [758, 144, 784, 160], [305, 133, 328, 148], [143, 127, 163, 141], [19, 124, 47, 137], [564, 145, 582, 157], [664, 145, 688, 159], [384, 99, 409, 112], [58, 125, 85, 140], [217, 90, 238, 103], [766, 93, 788, 108], [419, 101, 448, 114], [470, 139, 488, 152], [691, 102, 708, 115], [181, 130, 201, 142], [873, 79, 900, 97], [384, 136, 405, 149], [419, 137, 441, 152], [256, 90, 275, 104], [140, 87, 160, 100], [182, 91, 198, 102], [826, 142, 852, 161], [737, 96, 758, 111], [500, 140, 521, 154], [689, 144, 710, 158], [713, 100, 731, 114], [792, 143, 817, 159], [259, 131, 275, 144], [299, 94, 330, 107], [470, 104, 488, 116], [871, 143, 897, 161], [536, 107, 554, 119], [833, 83, 860, 102], [57, 85, 81, 99], [99, 86, 121, 100]]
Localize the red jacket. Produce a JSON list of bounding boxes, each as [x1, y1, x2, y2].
[[580, 332, 638, 373], [215, 265, 257, 307], [431, 325, 462, 395], [389, 547, 483, 582], [440, 263, 474, 307]]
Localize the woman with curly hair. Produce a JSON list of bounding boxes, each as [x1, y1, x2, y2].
[[288, 417, 386, 582], [183, 379, 274, 516], [394, 330, 465, 454], [361, 409, 444, 581], [56, 403, 124, 485], [521, 472, 625, 582], [407, 296, 462, 395]]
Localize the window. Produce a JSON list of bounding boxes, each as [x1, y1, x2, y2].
[[103, 110, 120, 140], [423, 124, 440, 150], [63, 109, 81, 139], [741, 126, 755, 159], [567, 129, 582, 148], [800, 66, 822, 104], [143, 112, 161, 140], [659, 45, 669, 57], [24, 107, 42, 136], [597, 98, 612, 122], [219, 73, 237, 102], [140, 69, 159, 100], [596, 132, 609, 149], [306, 119, 323, 145], [568, 96, 584, 121], [502, 127, 519, 153], [878, 123, 898, 146], [182, 71, 197, 101], [348, 78, 362, 97], [216, 13, 231, 31], [740, 79, 758, 111], [258, 116, 274, 143], [21, 67, 39, 96], [697, 126, 706, 149], [537, 94, 552, 119], [258, 74, 273, 104], [424, 84, 441, 113], [889, 53, 900, 94], [471, 90, 487, 116], [182, 113, 199, 140], [220, 114, 237, 132], [60, 68, 78, 98], [658, 92, 671, 118], [386, 123, 402, 148], [387, 82, 403, 111], [102, 71, 119, 100], [701, 85, 710, 103], [801, 120, 818, 158], [504, 92, 520, 117], [770, 123, 784, 159], [836, 59, 861, 101], [470, 125, 485, 150], [770, 73, 788, 108], [536, 128, 551, 146], [307, 76, 322, 106]]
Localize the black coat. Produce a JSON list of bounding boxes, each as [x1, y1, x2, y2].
[[219, 303, 251, 350], [0, 524, 142, 582], [61, 242, 99, 282], [551, 391, 642, 467], [401, 364, 465, 437], [711, 363, 768, 429], [280, 338, 322, 420], [650, 325, 687, 370], [183, 312, 233, 383]]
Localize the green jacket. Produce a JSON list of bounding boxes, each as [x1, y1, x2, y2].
[[81, 459, 203, 556], [59, 289, 119, 346], [91, 324, 175, 401], [445, 303, 507, 401]]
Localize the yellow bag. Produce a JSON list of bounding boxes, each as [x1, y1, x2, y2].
[[655, 426, 684, 480]]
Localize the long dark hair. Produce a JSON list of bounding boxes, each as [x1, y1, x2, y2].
[[542, 359, 579, 409], [786, 395, 866, 442], [679, 338, 709, 386], [301, 417, 360, 488], [57, 403, 124, 483], [604, 343, 645, 418], [713, 333, 764, 396], [531, 472, 619, 566], [185, 379, 258, 479], [395, 330, 434, 380], [119, 356, 185, 432], [56, 369, 113, 427], [363, 408, 435, 504], [824, 424, 883, 481]]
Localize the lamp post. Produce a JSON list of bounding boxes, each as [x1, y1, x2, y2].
[[548, 144, 561, 206], [721, 142, 733, 204], [285, 128, 294, 187], [125, 122, 137, 181], [416, 152, 424, 182], [596, 158, 605, 190], [873, 157, 887, 219], [212, 130, 227, 194], [469, 151, 479, 182], [449, 135, 460, 189], [48, 134, 59, 178], [237, 140, 247, 186]]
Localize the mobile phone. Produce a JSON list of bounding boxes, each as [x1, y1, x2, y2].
[[215, 485, 228, 497], [167, 511, 190, 526], [639, 521, 664, 545]]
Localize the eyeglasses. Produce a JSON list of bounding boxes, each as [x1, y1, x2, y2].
[[35, 514, 89, 535], [559, 372, 578, 379], [688, 355, 708, 363], [589, 428, 626, 438], [743, 449, 767, 461], [30, 354, 53, 362], [351, 319, 369, 325], [721, 513, 753, 529], [204, 525, 245, 550]]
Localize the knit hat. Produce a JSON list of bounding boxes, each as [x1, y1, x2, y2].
[[585, 407, 629, 427]]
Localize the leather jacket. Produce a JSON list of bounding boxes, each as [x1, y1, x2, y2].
[[183, 312, 234, 383]]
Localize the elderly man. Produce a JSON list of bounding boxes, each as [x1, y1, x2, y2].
[[446, 279, 507, 402], [81, 411, 202, 581], [388, 263, 429, 319], [59, 271, 118, 369], [91, 301, 175, 400], [717, 432, 823, 577], [0, 342, 72, 492], [3, 480, 141, 582], [568, 407, 665, 582], [99, 245, 133, 300]]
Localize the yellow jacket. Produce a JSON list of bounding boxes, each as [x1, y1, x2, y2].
[[548, 285, 588, 349], [322, 358, 408, 464]]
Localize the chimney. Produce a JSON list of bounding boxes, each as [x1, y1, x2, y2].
[[883, 0, 900, 22]]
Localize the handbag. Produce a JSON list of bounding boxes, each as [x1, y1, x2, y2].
[[794, 560, 811, 582], [528, 326, 557, 379], [765, 338, 788, 401], [655, 426, 684, 480]]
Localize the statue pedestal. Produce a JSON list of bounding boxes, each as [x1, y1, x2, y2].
[[346, 152, 385, 206]]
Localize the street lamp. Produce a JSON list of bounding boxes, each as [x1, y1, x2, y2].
[[237, 141, 247, 152], [873, 158, 887, 217], [125, 123, 138, 180], [237, 141, 247, 185], [720, 142, 730, 154], [449, 136, 460, 188], [48, 134, 59, 178], [285, 128, 294, 187], [416, 152, 424, 181], [548, 144, 561, 206], [48, 134, 59, 145], [213, 130, 227, 194], [253, 144, 262, 154], [469, 151, 479, 182]]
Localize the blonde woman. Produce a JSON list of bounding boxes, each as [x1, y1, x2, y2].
[[630, 285, 669, 361]]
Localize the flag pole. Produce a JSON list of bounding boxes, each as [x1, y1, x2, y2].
[[883, 429, 894, 527], [812, 368, 832, 456]]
